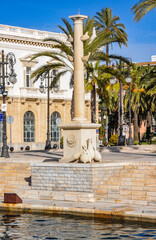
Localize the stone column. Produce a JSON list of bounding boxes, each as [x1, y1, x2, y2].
[[69, 14, 87, 122], [60, 14, 101, 162]]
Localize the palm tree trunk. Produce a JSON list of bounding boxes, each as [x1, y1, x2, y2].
[[147, 110, 152, 129], [91, 84, 96, 123], [106, 44, 109, 66], [134, 104, 139, 142], [146, 110, 152, 141]]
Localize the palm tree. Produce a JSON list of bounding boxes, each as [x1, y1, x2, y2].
[[31, 14, 131, 123], [94, 7, 128, 65], [31, 17, 114, 121], [124, 64, 151, 142], [132, 0, 156, 22], [140, 66, 156, 139], [140, 66, 156, 98], [85, 61, 100, 123]]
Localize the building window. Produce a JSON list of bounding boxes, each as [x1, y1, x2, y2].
[[24, 111, 35, 142], [51, 112, 61, 142], [0, 121, 3, 143], [26, 67, 31, 87]]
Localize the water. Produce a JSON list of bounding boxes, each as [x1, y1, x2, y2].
[[0, 211, 156, 239]]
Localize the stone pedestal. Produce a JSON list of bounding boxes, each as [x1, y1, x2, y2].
[[60, 122, 100, 162]]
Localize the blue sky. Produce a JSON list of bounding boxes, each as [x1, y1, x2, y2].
[[0, 0, 155, 63]]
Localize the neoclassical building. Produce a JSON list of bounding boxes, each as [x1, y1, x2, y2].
[[0, 24, 92, 150]]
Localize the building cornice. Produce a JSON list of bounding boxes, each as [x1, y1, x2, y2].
[[0, 36, 53, 48]]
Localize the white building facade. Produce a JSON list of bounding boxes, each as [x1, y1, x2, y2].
[[0, 24, 91, 150]]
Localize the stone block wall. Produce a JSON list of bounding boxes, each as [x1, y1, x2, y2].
[[31, 162, 156, 206], [31, 163, 93, 192], [0, 162, 32, 201], [93, 162, 156, 206], [1, 161, 156, 206]]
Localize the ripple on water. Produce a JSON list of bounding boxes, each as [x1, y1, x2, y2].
[[0, 212, 156, 239]]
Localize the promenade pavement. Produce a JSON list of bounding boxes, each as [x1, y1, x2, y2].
[[3, 145, 156, 163], [0, 146, 156, 223]]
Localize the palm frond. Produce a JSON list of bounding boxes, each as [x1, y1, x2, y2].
[[132, 0, 156, 22]]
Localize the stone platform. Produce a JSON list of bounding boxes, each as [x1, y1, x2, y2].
[[0, 149, 156, 223], [31, 161, 156, 206]]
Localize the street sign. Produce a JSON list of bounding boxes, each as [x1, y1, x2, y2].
[[1, 104, 7, 112], [96, 129, 99, 134], [0, 113, 3, 122], [7, 115, 14, 124], [7, 116, 14, 145]]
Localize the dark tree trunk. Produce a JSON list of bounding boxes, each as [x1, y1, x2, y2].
[[134, 104, 139, 142], [91, 83, 96, 123], [146, 110, 152, 141], [147, 110, 152, 129]]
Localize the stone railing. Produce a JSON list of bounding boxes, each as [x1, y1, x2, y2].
[[0, 24, 66, 41]]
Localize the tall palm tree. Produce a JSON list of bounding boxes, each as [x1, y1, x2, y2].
[[140, 66, 156, 138], [31, 17, 117, 121], [94, 7, 128, 65], [31, 14, 131, 123], [132, 0, 156, 22], [124, 64, 151, 142], [140, 66, 156, 98], [85, 61, 100, 123]]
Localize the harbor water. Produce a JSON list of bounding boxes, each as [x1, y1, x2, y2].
[[0, 211, 156, 239]]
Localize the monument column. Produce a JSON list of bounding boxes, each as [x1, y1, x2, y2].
[[60, 14, 100, 162], [69, 15, 87, 122]]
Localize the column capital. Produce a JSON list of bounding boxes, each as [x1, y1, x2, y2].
[[69, 14, 88, 21]]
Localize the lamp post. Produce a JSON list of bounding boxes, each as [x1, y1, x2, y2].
[[0, 50, 17, 158], [126, 73, 133, 145], [117, 61, 125, 146], [39, 70, 59, 150]]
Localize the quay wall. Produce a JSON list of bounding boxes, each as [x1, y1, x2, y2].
[[0, 161, 156, 206]]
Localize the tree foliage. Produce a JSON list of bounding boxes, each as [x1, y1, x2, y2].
[[132, 0, 156, 22]]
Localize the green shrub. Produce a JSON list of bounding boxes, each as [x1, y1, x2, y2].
[[109, 134, 118, 146]]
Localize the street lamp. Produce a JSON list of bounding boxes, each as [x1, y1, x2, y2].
[[117, 61, 126, 146], [126, 73, 133, 145], [0, 50, 17, 158], [39, 70, 59, 150]]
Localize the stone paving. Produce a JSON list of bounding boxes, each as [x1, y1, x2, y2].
[[0, 146, 156, 223], [3, 145, 156, 163]]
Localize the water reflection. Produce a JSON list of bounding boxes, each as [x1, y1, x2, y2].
[[0, 211, 156, 239]]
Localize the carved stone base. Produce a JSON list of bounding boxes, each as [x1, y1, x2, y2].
[[60, 122, 100, 163]]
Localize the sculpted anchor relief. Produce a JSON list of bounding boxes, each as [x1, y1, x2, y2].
[[66, 135, 76, 148]]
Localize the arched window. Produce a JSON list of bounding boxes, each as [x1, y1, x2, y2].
[[24, 111, 35, 142], [51, 112, 61, 142]]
